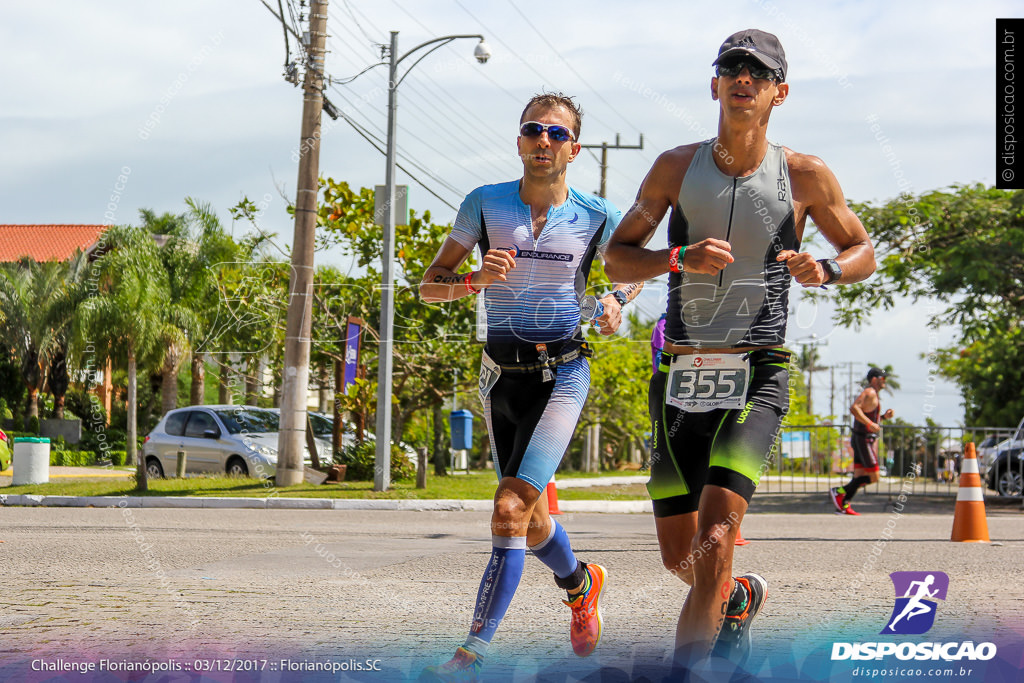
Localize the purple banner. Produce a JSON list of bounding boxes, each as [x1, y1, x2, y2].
[[343, 318, 362, 390]]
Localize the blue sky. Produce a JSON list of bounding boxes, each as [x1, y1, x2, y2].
[[1, 0, 1015, 426]]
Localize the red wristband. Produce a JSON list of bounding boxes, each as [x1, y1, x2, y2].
[[464, 272, 481, 294], [668, 245, 685, 273]]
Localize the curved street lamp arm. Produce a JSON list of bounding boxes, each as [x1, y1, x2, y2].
[[394, 34, 485, 66], [394, 39, 455, 88]]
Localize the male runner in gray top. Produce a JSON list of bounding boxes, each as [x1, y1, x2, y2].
[[605, 29, 876, 674]]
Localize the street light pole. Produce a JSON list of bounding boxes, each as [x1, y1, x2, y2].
[[373, 31, 490, 492], [374, 31, 399, 492]]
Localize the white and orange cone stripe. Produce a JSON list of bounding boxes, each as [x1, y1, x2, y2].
[[951, 442, 990, 543]]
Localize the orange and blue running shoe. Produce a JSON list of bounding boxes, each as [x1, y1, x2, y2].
[[712, 573, 767, 664], [562, 562, 607, 657], [418, 647, 481, 683]]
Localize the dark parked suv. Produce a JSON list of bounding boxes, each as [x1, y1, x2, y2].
[[986, 416, 1024, 497]]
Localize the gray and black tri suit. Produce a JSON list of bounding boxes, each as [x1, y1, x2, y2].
[[649, 139, 796, 516]]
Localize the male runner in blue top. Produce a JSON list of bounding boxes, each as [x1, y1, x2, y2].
[[419, 92, 642, 681], [605, 29, 876, 675]]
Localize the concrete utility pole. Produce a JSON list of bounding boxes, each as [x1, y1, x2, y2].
[[580, 134, 643, 198], [277, 0, 329, 486], [830, 361, 860, 427], [830, 365, 835, 420]]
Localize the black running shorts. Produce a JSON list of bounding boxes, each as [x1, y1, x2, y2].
[[851, 431, 880, 472], [647, 356, 790, 518]]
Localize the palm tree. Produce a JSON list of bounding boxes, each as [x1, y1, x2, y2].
[[0, 258, 70, 422], [46, 250, 91, 419], [75, 226, 173, 490], [146, 200, 252, 411], [797, 344, 828, 418]]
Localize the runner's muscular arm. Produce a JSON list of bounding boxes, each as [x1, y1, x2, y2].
[[419, 238, 517, 302], [605, 147, 734, 282], [777, 152, 876, 287]]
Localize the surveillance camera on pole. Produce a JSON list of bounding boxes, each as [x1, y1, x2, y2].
[[474, 39, 492, 64]]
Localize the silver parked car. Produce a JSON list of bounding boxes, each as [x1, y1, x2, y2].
[[141, 405, 332, 480]]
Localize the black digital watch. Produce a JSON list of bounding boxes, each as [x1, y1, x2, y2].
[[818, 258, 842, 285]]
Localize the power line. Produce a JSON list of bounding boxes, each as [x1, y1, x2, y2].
[[329, 103, 460, 211], [452, 0, 560, 87], [258, 0, 464, 211], [339, 0, 381, 45], [504, 0, 641, 137], [323, 13, 511, 184], [452, 0, 647, 154], [326, 85, 466, 198], [337, 0, 519, 179]]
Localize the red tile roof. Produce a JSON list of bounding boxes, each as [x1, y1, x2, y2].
[[0, 225, 109, 262]]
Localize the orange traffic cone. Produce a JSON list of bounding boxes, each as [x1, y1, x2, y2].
[[951, 442, 989, 542], [735, 526, 750, 546], [546, 476, 562, 515]]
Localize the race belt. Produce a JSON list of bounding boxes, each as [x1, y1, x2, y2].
[[494, 342, 593, 374]]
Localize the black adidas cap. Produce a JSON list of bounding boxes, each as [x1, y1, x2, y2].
[[713, 29, 788, 82]]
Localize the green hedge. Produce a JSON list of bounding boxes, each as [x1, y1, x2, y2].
[[110, 450, 127, 466], [4, 431, 36, 441], [50, 450, 98, 467], [334, 441, 416, 481]]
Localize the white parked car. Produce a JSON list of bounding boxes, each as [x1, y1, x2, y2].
[[141, 405, 332, 480]]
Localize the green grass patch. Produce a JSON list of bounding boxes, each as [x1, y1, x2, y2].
[[0, 470, 649, 500]]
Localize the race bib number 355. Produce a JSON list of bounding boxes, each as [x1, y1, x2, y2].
[[666, 354, 749, 413]]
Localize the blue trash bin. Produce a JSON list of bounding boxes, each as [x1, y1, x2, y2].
[[449, 410, 474, 451]]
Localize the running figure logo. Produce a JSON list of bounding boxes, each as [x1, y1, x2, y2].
[[881, 571, 949, 635]]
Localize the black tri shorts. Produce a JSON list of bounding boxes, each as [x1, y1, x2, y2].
[[647, 351, 790, 518], [851, 430, 880, 471]]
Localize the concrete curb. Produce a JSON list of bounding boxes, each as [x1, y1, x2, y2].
[[0, 494, 648, 513]]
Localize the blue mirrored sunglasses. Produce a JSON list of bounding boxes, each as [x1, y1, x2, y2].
[[519, 121, 575, 142], [715, 59, 781, 82]]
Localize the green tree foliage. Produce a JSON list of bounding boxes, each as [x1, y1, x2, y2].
[[74, 225, 182, 489], [828, 184, 1024, 425], [147, 201, 239, 412], [0, 257, 83, 421], [577, 314, 654, 467], [938, 327, 1024, 427], [312, 179, 480, 470]]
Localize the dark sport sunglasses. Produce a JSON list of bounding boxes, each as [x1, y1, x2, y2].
[[519, 121, 576, 142], [715, 59, 781, 82]]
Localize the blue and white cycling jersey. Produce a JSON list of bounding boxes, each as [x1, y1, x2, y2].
[[449, 180, 621, 345]]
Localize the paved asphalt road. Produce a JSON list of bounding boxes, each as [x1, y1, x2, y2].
[[0, 501, 1021, 682]]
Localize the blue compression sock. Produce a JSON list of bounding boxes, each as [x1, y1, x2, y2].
[[529, 520, 579, 580], [462, 535, 526, 657]]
